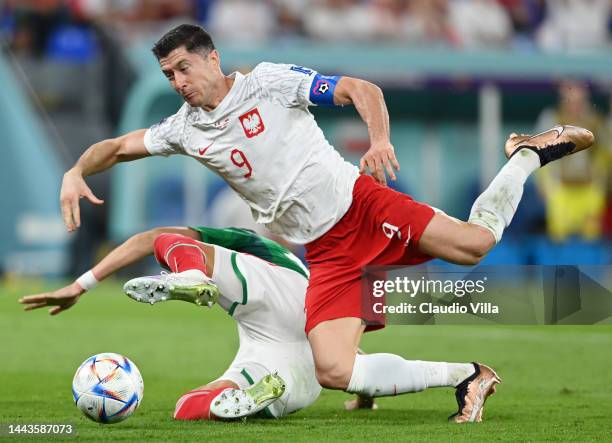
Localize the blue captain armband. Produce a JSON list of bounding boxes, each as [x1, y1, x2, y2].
[[309, 74, 341, 106]]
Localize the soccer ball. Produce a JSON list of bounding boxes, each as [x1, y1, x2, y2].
[[72, 353, 144, 423]]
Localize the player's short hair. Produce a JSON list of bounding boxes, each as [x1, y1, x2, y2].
[[152, 24, 215, 60]]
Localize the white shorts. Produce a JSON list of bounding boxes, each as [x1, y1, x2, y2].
[[209, 244, 321, 417], [213, 336, 321, 418]]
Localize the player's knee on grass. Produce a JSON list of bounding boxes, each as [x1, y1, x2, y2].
[[173, 387, 228, 421]]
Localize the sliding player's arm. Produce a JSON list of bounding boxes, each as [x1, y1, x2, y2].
[[334, 77, 399, 186], [61, 129, 149, 232], [18, 227, 198, 315]]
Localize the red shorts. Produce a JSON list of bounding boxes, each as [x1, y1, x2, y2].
[[304, 175, 435, 335]]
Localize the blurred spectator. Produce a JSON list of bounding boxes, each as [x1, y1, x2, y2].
[[272, 0, 308, 40], [362, 0, 406, 41], [131, 0, 193, 22], [72, 0, 192, 23], [400, 0, 458, 45], [9, 0, 73, 57], [69, 0, 194, 45], [498, 0, 531, 34], [496, 0, 545, 48], [69, 0, 137, 22], [448, 0, 513, 49], [535, 80, 612, 241], [303, 0, 377, 42], [193, 0, 215, 24], [208, 0, 276, 44], [536, 0, 611, 52], [498, 1, 545, 29], [6, 0, 195, 59]]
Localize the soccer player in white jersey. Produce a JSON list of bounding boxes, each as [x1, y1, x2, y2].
[[20, 226, 324, 420], [58, 24, 595, 422]]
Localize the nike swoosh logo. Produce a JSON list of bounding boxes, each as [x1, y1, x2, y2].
[[198, 142, 214, 156], [527, 125, 564, 142], [552, 126, 564, 137]]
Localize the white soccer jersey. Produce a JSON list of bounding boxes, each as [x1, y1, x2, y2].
[[210, 244, 321, 417], [144, 63, 359, 244]]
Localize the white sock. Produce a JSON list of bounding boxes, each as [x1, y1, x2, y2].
[[447, 363, 476, 387], [468, 149, 540, 242], [346, 354, 475, 397], [175, 269, 212, 283]]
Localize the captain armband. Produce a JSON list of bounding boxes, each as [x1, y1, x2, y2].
[[309, 74, 342, 107]]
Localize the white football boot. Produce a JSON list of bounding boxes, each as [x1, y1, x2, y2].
[[210, 374, 286, 419], [123, 269, 219, 307]]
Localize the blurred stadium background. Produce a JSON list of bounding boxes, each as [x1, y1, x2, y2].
[[2, 0, 612, 280]]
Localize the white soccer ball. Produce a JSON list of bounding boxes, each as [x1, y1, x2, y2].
[[72, 353, 144, 423]]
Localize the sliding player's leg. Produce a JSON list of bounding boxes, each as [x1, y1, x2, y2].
[[174, 373, 287, 421], [207, 366, 286, 420], [211, 341, 320, 419], [179, 335, 320, 420], [124, 232, 219, 307], [174, 379, 239, 421]]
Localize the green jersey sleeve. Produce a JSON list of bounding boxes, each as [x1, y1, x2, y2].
[[190, 227, 309, 280]]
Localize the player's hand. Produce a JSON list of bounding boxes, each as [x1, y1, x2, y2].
[[19, 282, 84, 315], [344, 395, 378, 411], [359, 140, 400, 186], [60, 169, 104, 232]]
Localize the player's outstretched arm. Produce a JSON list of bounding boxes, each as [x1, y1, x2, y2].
[[90, 226, 199, 282], [19, 283, 84, 316], [333, 77, 399, 186], [61, 129, 149, 232], [19, 226, 198, 315]]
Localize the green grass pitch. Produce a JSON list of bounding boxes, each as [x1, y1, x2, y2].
[[2, 279, 611, 442]]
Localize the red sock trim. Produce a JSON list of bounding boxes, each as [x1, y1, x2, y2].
[[153, 233, 207, 273], [174, 387, 229, 421]]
